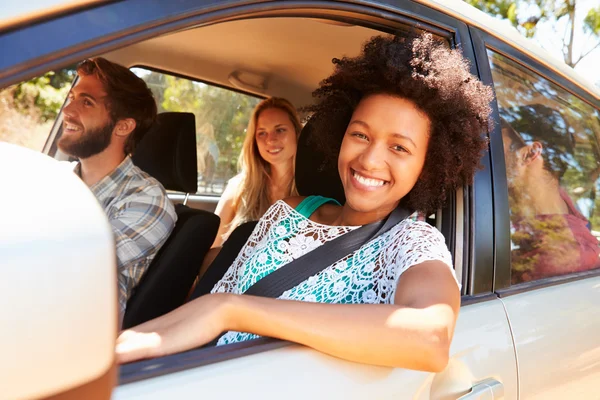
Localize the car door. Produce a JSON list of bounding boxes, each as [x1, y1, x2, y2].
[[110, 1, 518, 398], [0, 1, 517, 398], [472, 27, 600, 399]]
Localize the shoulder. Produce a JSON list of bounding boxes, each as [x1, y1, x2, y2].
[[393, 219, 445, 240], [281, 195, 341, 209], [386, 219, 453, 269], [127, 165, 168, 197], [282, 195, 307, 209], [217, 174, 245, 212], [257, 196, 304, 222], [228, 173, 244, 186], [114, 166, 175, 218], [223, 174, 244, 199]]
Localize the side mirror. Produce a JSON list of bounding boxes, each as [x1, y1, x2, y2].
[[0, 144, 117, 399]]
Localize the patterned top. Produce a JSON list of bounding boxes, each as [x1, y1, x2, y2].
[[212, 197, 455, 345], [74, 156, 177, 318]]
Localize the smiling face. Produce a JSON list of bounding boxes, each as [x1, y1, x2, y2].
[[254, 107, 298, 167], [58, 73, 116, 159], [338, 94, 431, 217]]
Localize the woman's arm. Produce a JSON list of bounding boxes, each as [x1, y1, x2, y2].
[[228, 260, 459, 371], [117, 260, 459, 371], [212, 176, 241, 248]]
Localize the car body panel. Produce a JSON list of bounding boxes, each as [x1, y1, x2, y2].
[[500, 277, 600, 399], [114, 299, 517, 398]]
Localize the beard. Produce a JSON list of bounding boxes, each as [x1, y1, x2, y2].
[[58, 119, 115, 159]]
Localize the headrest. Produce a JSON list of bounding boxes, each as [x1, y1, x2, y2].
[[132, 112, 198, 193], [295, 118, 345, 204]]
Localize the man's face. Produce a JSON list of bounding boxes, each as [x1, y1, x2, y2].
[[57, 73, 115, 159], [502, 128, 527, 190]]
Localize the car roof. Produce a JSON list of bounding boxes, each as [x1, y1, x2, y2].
[[100, 0, 599, 107], [0, 0, 105, 32], [419, 0, 600, 101]]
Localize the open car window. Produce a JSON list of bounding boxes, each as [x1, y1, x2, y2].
[[131, 67, 261, 196]]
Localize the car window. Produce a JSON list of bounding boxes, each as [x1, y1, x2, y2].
[[489, 50, 600, 284], [0, 67, 75, 151], [131, 68, 262, 195]]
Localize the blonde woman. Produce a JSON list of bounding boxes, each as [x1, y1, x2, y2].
[[212, 97, 302, 248]]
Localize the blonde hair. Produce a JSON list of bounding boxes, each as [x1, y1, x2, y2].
[[227, 97, 302, 236]]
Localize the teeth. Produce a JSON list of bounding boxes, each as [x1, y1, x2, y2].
[[65, 123, 81, 131], [268, 148, 282, 154], [353, 171, 386, 187]]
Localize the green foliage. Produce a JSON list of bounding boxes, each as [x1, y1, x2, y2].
[[13, 68, 75, 121], [584, 6, 600, 34], [140, 70, 260, 179], [465, 0, 600, 66], [466, 0, 517, 22]]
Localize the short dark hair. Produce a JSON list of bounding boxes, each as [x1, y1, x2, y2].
[[77, 57, 157, 154], [304, 34, 493, 214], [500, 105, 574, 179]]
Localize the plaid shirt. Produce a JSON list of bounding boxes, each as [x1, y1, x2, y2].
[[74, 156, 176, 319]]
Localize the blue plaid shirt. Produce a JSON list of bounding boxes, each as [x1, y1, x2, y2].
[[75, 156, 176, 319]]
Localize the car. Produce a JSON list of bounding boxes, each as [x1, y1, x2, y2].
[[1, 0, 599, 399]]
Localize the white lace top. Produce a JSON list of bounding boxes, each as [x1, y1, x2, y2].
[[212, 199, 455, 345]]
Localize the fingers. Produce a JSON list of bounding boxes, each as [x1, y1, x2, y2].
[[115, 295, 226, 364], [115, 308, 189, 364], [116, 331, 162, 364]]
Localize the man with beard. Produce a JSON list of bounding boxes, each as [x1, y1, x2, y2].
[[58, 58, 176, 320], [501, 118, 600, 283]]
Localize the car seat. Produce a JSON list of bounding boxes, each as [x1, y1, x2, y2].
[[123, 112, 219, 328]]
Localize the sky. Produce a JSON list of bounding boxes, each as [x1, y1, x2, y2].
[[518, 0, 600, 87]]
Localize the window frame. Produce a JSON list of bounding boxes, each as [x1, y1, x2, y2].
[[129, 64, 265, 197], [470, 26, 600, 295], [0, 0, 498, 383], [113, 1, 490, 384]]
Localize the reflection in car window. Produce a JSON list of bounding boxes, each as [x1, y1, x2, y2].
[[489, 51, 600, 284], [131, 68, 261, 195]]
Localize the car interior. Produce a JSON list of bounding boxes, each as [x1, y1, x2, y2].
[[123, 112, 220, 328], [47, 15, 462, 330]]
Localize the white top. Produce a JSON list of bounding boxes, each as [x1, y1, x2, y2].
[[212, 200, 456, 345]]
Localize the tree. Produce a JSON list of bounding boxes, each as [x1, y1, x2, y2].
[[12, 66, 76, 121], [466, 0, 600, 68]]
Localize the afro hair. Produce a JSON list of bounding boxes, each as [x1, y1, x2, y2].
[[303, 33, 494, 213]]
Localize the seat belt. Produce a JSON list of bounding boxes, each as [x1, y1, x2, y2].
[[244, 206, 412, 298]]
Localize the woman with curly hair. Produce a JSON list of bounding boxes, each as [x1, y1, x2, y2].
[[116, 33, 493, 372]]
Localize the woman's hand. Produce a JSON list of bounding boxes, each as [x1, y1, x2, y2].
[[116, 293, 234, 364]]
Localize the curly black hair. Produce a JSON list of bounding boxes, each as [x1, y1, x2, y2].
[[303, 33, 494, 213]]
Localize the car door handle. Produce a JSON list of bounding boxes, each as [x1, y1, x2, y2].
[[457, 378, 504, 399]]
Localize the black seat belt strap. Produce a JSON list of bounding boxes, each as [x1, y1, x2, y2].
[[244, 206, 412, 298]]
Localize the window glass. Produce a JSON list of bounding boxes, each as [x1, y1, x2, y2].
[[0, 68, 75, 151], [131, 68, 261, 195], [489, 51, 600, 284]]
